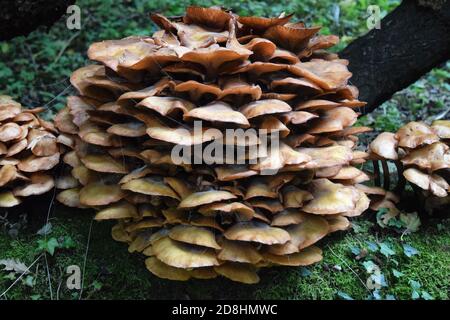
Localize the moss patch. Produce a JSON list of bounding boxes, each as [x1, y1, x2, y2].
[[1, 205, 448, 300]]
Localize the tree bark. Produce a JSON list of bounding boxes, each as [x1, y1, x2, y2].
[[0, 0, 75, 40], [340, 0, 450, 114]]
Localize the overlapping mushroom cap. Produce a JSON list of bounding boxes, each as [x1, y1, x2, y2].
[[369, 121, 450, 198], [55, 6, 371, 283], [0, 96, 61, 207]]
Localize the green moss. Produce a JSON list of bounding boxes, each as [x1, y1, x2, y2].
[[1, 206, 448, 300]]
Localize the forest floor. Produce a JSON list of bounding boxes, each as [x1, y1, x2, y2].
[[0, 0, 449, 300]]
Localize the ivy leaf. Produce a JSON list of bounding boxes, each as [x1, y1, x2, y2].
[[36, 223, 52, 236], [403, 244, 419, 258], [362, 260, 378, 273], [23, 275, 35, 287], [376, 207, 400, 228], [60, 236, 76, 249], [337, 291, 353, 300], [0, 259, 29, 274], [366, 241, 379, 252], [372, 290, 382, 300], [379, 242, 396, 257], [350, 246, 361, 256], [410, 280, 422, 299], [392, 269, 404, 278], [299, 267, 312, 277], [421, 291, 433, 300], [37, 237, 59, 256], [400, 212, 421, 233]]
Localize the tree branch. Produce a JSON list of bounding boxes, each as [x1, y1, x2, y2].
[[340, 0, 450, 114]]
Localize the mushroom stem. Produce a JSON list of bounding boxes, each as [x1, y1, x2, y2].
[[381, 159, 390, 190], [393, 160, 405, 196], [372, 160, 381, 187]]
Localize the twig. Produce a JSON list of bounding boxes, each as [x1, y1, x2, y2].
[[0, 254, 44, 299], [53, 31, 81, 64], [79, 218, 94, 300], [44, 253, 54, 300], [326, 244, 370, 292]]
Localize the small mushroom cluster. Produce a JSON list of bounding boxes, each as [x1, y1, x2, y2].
[[369, 121, 450, 204], [55, 7, 372, 283], [0, 96, 60, 208]]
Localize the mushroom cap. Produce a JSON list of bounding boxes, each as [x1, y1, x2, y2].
[[80, 154, 127, 174], [184, 101, 249, 127], [248, 198, 284, 214], [342, 191, 370, 217], [403, 168, 449, 197], [431, 120, 450, 139], [369, 132, 398, 160], [289, 60, 352, 90], [146, 126, 222, 146], [0, 164, 17, 187], [95, 201, 138, 220], [162, 208, 224, 231], [215, 165, 258, 181], [152, 236, 219, 268], [184, 6, 232, 30], [198, 202, 255, 221], [401, 142, 449, 171], [224, 221, 290, 245], [279, 111, 318, 125], [239, 99, 292, 119], [111, 223, 132, 243], [396, 121, 439, 149], [217, 238, 262, 264], [307, 107, 358, 134], [302, 179, 359, 215], [263, 246, 323, 266], [13, 173, 54, 197], [0, 191, 21, 207], [79, 182, 124, 206], [252, 142, 311, 172], [169, 225, 220, 249], [214, 262, 260, 284], [269, 214, 328, 255], [145, 257, 191, 281], [263, 24, 320, 53], [121, 177, 180, 199], [298, 145, 353, 169], [238, 14, 293, 32], [259, 116, 290, 137], [178, 190, 237, 209], [271, 209, 306, 227], [0, 122, 23, 142], [282, 186, 314, 208], [244, 178, 278, 199], [56, 188, 86, 208], [138, 96, 194, 117], [18, 153, 60, 173], [0, 95, 22, 121], [325, 215, 350, 232], [107, 122, 146, 137], [174, 80, 221, 102], [163, 177, 193, 199]]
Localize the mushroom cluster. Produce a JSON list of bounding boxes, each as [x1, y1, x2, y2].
[[369, 121, 450, 209], [55, 7, 372, 283], [0, 96, 60, 208]]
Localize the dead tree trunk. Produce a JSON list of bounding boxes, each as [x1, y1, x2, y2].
[[0, 0, 75, 40], [340, 0, 450, 114]]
